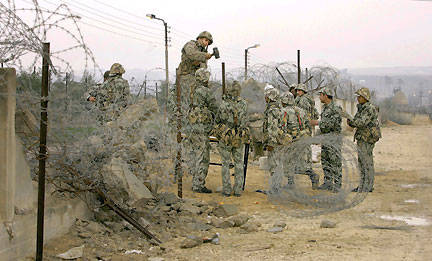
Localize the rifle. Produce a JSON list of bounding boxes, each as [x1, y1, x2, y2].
[[242, 143, 250, 191]]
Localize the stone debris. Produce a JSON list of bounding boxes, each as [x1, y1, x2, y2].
[[180, 235, 203, 249], [320, 220, 337, 228], [227, 213, 251, 227], [56, 245, 85, 260], [267, 226, 283, 233], [273, 222, 287, 228]]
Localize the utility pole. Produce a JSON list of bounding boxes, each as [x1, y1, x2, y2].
[[244, 44, 260, 80], [146, 14, 169, 109]]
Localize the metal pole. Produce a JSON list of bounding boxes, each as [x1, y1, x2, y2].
[[144, 79, 147, 99], [305, 68, 308, 90], [155, 82, 158, 100], [297, 50, 301, 84], [65, 73, 68, 111], [36, 42, 50, 261], [244, 49, 248, 80], [222, 62, 226, 95], [175, 68, 182, 198]]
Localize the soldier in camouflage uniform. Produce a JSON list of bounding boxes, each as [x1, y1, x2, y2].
[[186, 68, 218, 193], [215, 81, 249, 197], [87, 64, 130, 122], [294, 83, 319, 178], [178, 31, 214, 127], [348, 87, 381, 192], [311, 86, 342, 192], [263, 87, 284, 178], [281, 92, 319, 189], [86, 70, 110, 102]]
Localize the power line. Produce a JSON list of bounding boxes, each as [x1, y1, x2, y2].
[[53, 0, 164, 38]]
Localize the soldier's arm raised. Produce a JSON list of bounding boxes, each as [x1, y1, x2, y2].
[[184, 42, 207, 63]]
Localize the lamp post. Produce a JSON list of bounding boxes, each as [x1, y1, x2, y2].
[[146, 14, 169, 100], [245, 44, 260, 80]]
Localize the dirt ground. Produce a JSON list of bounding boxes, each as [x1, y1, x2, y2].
[[38, 119, 432, 261]]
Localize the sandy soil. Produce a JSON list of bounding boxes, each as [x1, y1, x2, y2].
[[38, 120, 432, 261]]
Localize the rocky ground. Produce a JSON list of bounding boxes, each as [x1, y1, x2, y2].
[[30, 118, 432, 261]]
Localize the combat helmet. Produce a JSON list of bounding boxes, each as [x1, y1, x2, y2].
[[281, 91, 295, 105], [195, 68, 210, 84], [109, 63, 125, 75], [355, 87, 371, 101], [226, 81, 241, 97], [196, 31, 213, 45], [319, 86, 335, 97], [265, 87, 280, 102], [295, 83, 307, 93]]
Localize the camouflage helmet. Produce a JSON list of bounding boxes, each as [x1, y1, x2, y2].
[[226, 80, 241, 97], [109, 63, 125, 75], [265, 87, 280, 102], [281, 91, 295, 105], [295, 83, 307, 93], [195, 68, 210, 84], [319, 86, 335, 97], [196, 31, 213, 45], [289, 83, 297, 90], [355, 87, 371, 101]]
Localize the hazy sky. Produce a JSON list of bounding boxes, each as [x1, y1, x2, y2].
[[10, 0, 432, 79]]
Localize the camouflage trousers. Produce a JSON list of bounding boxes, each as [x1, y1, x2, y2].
[[218, 143, 244, 195], [321, 142, 342, 188], [186, 132, 210, 190], [357, 140, 375, 192], [179, 74, 196, 131]]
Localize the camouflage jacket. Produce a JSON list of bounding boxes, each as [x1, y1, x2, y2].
[[295, 94, 319, 121], [179, 40, 208, 76], [187, 84, 218, 134], [99, 75, 130, 109], [263, 101, 284, 147], [348, 102, 381, 143], [319, 101, 342, 134], [281, 106, 300, 141], [292, 105, 311, 137], [215, 95, 249, 147], [86, 83, 103, 107]]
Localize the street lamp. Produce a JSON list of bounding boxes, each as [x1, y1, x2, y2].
[[146, 14, 169, 96], [245, 44, 260, 80]]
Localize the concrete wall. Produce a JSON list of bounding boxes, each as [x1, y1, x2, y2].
[[0, 68, 16, 222], [0, 68, 93, 260]]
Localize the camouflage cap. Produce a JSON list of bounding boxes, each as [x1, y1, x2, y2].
[[196, 31, 213, 45], [281, 91, 295, 105], [109, 63, 125, 75], [226, 80, 241, 97], [355, 87, 371, 101], [319, 86, 334, 97], [289, 84, 297, 90], [295, 83, 307, 92], [265, 87, 280, 102], [195, 68, 210, 84]]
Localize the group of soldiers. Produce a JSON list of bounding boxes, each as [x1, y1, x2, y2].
[[176, 30, 381, 195], [88, 30, 382, 196]]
